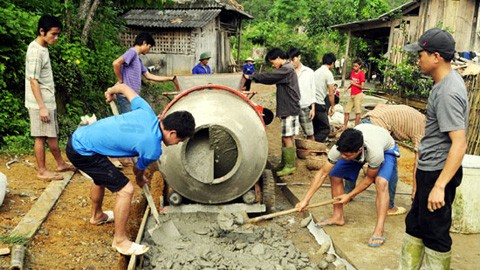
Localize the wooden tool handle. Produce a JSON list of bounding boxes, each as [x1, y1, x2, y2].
[[248, 198, 338, 223], [109, 100, 120, 116], [109, 100, 161, 224]]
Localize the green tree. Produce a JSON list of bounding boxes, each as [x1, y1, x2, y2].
[[268, 0, 309, 27], [307, 0, 390, 35]]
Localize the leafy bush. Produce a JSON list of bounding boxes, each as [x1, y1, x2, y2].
[[0, 3, 39, 94], [374, 55, 432, 99], [0, 90, 32, 154], [0, 1, 126, 154], [142, 81, 177, 115]]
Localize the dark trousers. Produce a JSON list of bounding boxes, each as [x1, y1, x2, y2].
[[405, 168, 462, 252], [244, 79, 252, 91], [312, 103, 330, 142]]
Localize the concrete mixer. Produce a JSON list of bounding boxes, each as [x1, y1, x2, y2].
[[158, 74, 275, 211]]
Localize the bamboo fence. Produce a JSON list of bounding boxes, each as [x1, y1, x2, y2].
[[464, 74, 480, 156]]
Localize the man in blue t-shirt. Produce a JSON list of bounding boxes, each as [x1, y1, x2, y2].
[[66, 84, 195, 256]]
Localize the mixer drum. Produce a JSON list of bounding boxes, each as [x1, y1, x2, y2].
[[159, 85, 268, 204]]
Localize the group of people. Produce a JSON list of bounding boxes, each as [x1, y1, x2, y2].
[[26, 13, 468, 268], [26, 15, 196, 256], [244, 47, 368, 177], [296, 28, 468, 270], [240, 30, 467, 269]]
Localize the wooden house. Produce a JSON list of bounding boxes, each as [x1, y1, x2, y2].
[[121, 0, 252, 75], [331, 0, 480, 156], [331, 0, 479, 78]]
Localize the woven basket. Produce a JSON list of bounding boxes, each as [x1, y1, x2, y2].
[[295, 138, 328, 151], [306, 155, 327, 170], [296, 148, 313, 159]]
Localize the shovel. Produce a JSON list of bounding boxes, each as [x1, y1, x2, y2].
[[109, 101, 161, 226], [245, 198, 339, 224]]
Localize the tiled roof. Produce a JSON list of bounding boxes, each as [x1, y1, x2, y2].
[[123, 9, 222, 28], [166, 0, 253, 19]]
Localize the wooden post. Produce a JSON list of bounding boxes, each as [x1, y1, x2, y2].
[[237, 20, 242, 65], [341, 30, 351, 88]]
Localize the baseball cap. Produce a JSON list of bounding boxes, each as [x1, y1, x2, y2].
[[403, 28, 455, 59]]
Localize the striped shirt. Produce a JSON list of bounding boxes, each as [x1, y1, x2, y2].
[[363, 104, 425, 151], [121, 48, 147, 94], [25, 40, 56, 109]]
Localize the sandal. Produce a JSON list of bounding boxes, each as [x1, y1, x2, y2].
[[112, 242, 149, 256]]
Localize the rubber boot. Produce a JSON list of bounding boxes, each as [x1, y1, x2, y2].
[[276, 147, 296, 176], [398, 234, 424, 270], [274, 147, 286, 171], [424, 247, 451, 270]]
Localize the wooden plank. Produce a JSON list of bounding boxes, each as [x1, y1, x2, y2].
[[10, 171, 75, 239], [127, 206, 151, 270], [371, 93, 427, 110]]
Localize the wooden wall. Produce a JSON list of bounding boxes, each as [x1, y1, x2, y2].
[[464, 74, 480, 155], [416, 0, 478, 52], [192, 20, 218, 72]]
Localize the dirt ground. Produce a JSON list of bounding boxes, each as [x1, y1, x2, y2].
[[0, 81, 421, 269]]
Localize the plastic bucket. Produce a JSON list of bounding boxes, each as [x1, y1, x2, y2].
[[451, 155, 480, 233], [0, 172, 7, 207]]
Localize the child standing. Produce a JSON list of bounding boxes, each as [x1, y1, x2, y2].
[[245, 48, 301, 176], [343, 59, 365, 129]]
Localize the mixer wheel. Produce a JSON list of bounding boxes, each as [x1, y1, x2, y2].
[[262, 169, 276, 213], [168, 192, 183, 206]]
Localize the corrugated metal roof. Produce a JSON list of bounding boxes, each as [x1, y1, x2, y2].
[[123, 9, 222, 28]]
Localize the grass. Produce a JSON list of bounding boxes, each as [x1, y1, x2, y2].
[[0, 235, 28, 245]]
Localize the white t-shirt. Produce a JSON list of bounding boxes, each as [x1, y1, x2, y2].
[[25, 40, 56, 110], [297, 65, 316, 108], [314, 65, 335, 105], [328, 124, 395, 169]]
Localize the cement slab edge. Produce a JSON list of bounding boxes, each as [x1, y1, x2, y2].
[[161, 203, 266, 214], [10, 171, 75, 240], [279, 182, 357, 269]]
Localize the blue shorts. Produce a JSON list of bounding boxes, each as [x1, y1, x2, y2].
[[330, 144, 398, 183]]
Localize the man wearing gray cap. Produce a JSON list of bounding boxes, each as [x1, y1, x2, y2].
[[398, 28, 468, 269]]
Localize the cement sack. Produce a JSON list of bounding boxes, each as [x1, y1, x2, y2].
[[329, 111, 344, 127], [0, 172, 7, 206], [328, 104, 344, 126]]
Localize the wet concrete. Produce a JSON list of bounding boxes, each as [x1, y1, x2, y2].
[[142, 212, 340, 270]]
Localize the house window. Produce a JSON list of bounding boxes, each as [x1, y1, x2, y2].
[[121, 29, 192, 55]]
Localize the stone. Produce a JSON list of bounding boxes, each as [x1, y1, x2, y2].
[[318, 259, 329, 269], [316, 241, 331, 255], [251, 243, 265, 255], [300, 216, 312, 227], [325, 253, 336, 263], [0, 247, 10, 256]]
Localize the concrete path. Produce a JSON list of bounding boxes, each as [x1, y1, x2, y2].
[[279, 166, 480, 270]]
